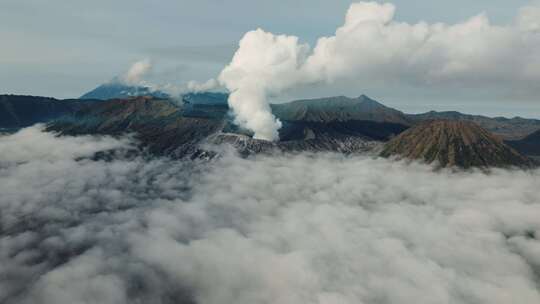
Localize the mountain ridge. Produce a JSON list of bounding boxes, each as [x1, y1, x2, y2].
[[78, 83, 540, 140], [46, 96, 383, 158], [0, 94, 99, 130], [2, 93, 540, 167], [272, 95, 413, 126], [80, 82, 169, 100]]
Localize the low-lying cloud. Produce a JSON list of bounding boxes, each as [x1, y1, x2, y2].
[[0, 125, 131, 164], [218, 1, 540, 140], [2, 127, 540, 304]]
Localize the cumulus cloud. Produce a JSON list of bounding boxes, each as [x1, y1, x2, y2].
[[2, 127, 540, 303], [218, 1, 540, 140]]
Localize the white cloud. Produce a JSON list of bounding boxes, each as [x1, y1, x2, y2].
[[219, 29, 310, 140], [116, 61, 223, 98], [0, 125, 131, 164], [123, 59, 152, 85], [219, 1, 540, 140], [518, 3, 540, 32], [2, 127, 540, 303], [186, 79, 220, 93]]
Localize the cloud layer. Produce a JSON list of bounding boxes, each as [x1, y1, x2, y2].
[[2, 127, 540, 304], [0, 125, 131, 164], [218, 1, 540, 140]]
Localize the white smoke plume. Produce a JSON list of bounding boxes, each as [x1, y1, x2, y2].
[[122, 59, 153, 85], [218, 30, 309, 140], [186, 79, 220, 93], [2, 127, 540, 304], [116, 60, 223, 98], [218, 1, 540, 141], [148, 79, 223, 100]]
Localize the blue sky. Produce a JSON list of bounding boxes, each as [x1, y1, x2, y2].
[[1, 0, 538, 117]]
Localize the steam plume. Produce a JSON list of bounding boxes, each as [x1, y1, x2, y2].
[[218, 1, 540, 141], [186, 79, 220, 93], [219, 29, 309, 140], [123, 59, 152, 85]]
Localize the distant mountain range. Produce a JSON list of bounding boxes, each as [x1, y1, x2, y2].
[[78, 83, 540, 140], [1, 92, 539, 168]]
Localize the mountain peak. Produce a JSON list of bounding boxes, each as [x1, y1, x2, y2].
[[80, 82, 169, 100], [271, 95, 411, 125], [358, 94, 376, 102], [381, 120, 535, 168], [356, 94, 387, 109]]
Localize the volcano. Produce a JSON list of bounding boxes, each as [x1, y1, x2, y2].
[[380, 120, 535, 168]]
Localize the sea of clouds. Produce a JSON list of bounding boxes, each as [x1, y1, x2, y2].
[[1, 126, 540, 304]]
